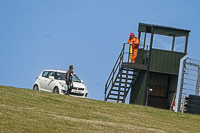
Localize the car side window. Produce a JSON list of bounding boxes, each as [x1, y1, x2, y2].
[[42, 71, 49, 78], [48, 72, 56, 78], [56, 72, 66, 80]]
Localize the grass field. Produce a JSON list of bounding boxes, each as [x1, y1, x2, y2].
[[0, 85, 200, 133]]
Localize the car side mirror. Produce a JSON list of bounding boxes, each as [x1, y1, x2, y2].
[[81, 80, 84, 83], [49, 76, 54, 80]]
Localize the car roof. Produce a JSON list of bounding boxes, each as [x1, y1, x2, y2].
[[43, 69, 66, 73]]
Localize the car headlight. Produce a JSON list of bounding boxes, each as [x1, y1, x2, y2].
[[59, 82, 67, 89]]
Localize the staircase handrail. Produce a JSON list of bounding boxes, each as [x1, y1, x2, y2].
[[105, 43, 149, 99], [105, 43, 126, 96]]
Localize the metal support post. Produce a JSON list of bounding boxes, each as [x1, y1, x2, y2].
[[195, 65, 200, 95], [184, 36, 188, 53], [143, 32, 147, 49], [145, 27, 154, 106], [171, 34, 175, 51]]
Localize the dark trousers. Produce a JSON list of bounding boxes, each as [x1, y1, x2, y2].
[[67, 83, 73, 94]]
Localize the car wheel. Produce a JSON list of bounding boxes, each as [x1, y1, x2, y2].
[[33, 85, 39, 91], [53, 87, 59, 94]]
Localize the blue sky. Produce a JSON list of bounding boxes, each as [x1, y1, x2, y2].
[[0, 0, 200, 102]]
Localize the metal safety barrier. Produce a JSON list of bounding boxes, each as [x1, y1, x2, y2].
[[175, 57, 200, 112]]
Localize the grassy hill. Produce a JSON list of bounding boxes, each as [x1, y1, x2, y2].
[[0, 85, 200, 133]]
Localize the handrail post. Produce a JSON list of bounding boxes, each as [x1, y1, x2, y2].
[[122, 43, 125, 63], [128, 44, 130, 63], [104, 85, 107, 100]]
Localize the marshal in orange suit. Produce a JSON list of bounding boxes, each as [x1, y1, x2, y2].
[[127, 33, 139, 63]]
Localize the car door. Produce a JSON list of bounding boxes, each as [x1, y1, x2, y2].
[[44, 71, 56, 92], [39, 71, 49, 90]]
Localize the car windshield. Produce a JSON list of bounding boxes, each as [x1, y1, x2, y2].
[[56, 72, 81, 82], [73, 74, 80, 82]]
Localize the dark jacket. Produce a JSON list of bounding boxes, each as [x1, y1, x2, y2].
[[66, 69, 73, 85]]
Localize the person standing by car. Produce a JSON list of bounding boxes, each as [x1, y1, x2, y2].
[[66, 65, 74, 94]]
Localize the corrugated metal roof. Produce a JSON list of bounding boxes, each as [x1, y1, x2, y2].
[[139, 23, 191, 32], [138, 23, 191, 37]]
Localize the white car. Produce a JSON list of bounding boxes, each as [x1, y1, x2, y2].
[[33, 69, 88, 98]]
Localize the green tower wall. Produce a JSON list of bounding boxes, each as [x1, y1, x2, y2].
[[129, 49, 186, 105], [150, 49, 186, 75], [129, 70, 148, 105]]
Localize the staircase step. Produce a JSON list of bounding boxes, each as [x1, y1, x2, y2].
[[120, 77, 135, 80], [115, 78, 136, 83], [117, 75, 136, 80], [109, 93, 125, 97], [113, 84, 131, 89], [122, 68, 135, 71], [107, 97, 123, 101], [121, 72, 137, 76], [115, 81, 132, 84], [111, 89, 128, 92], [110, 89, 119, 92], [113, 85, 127, 88], [122, 70, 138, 74]]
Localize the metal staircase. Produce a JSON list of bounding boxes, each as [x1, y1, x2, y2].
[[105, 43, 148, 103], [105, 67, 140, 103]]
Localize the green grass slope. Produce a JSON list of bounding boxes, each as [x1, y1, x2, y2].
[[0, 85, 200, 133]]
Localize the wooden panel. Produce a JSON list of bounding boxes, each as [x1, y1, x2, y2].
[[148, 85, 166, 98], [148, 96, 168, 109]]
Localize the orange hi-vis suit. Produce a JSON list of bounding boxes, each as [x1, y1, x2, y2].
[[127, 34, 139, 63]]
